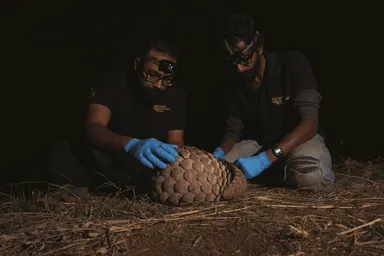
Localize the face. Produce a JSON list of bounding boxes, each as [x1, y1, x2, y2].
[[135, 49, 177, 95], [231, 40, 259, 73]]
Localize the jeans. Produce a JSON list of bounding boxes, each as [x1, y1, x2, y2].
[[224, 134, 335, 191]]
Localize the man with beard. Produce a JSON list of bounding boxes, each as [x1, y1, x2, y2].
[[47, 36, 186, 190], [212, 12, 335, 191], [86, 36, 186, 187]]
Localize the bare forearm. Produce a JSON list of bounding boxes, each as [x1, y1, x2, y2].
[[86, 123, 132, 153], [220, 135, 238, 155], [168, 140, 184, 147], [266, 119, 318, 163], [220, 116, 243, 154], [265, 88, 321, 163], [167, 130, 185, 148]]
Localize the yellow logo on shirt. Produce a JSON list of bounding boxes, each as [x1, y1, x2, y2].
[[153, 105, 170, 112], [271, 96, 291, 105], [271, 96, 283, 105]]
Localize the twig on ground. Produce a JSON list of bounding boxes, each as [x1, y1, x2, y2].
[[338, 173, 376, 184], [339, 218, 383, 235], [40, 239, 95, 256], [0, 164, 383, 255]]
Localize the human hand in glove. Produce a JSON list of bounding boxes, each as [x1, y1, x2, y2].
[[124, 138, 179, 169], [235, 151, 272, 180], [213, 147, 225, 159]]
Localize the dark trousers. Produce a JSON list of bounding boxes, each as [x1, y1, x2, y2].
[[46, 141, 153, 195]]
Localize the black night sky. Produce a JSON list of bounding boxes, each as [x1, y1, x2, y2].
[[2, 2, 381, 187]]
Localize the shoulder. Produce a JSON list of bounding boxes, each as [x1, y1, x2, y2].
[[280, 49, 308, 59], [267, 50, 315, 78], [275, 50, 313, 69], [275, 50, 317, 90]]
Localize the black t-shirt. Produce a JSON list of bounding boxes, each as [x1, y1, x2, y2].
[[88, 71, 186, 142], [225, 50, 323, 147]]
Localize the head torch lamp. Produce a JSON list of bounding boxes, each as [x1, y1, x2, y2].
[[140, 54, 179, 87], [224, 30, 263, 66]]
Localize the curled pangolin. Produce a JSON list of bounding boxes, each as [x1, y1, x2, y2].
[[150, 146, 247, 205]]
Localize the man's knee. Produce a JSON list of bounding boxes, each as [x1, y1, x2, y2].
[[284, 155, 335, 191], [88, 148, 127, 180], [284, 135, 335, 191], [90, 148, 150, 185], [224, 140, 262, 163], [46, 141, 89, 186], [89, 147, 113, 170]]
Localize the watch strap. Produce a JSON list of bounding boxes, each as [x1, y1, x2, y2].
[[272, 144, 284, 160]]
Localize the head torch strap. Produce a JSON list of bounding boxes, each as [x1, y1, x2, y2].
[[224, 39, 234, 55], [243, 31, 259, 53], [224, 29, 263, 57]]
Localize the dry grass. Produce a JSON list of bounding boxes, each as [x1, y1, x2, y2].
[[0, 158, 383, 256]]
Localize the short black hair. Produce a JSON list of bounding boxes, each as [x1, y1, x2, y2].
[[224, 12, 261, 45], [139, 34, 180, 60]]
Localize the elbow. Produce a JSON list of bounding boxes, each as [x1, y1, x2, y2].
[[301, 118, 318, 137], [296, 103, 319, 138], [85, 122, 101, 144]]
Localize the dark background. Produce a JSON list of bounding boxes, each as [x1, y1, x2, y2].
[[2, 2, 381, 187]]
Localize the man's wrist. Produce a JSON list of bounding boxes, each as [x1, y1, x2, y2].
[[258, 151, 273, 169], [123, 138, 140, 153], [272, 144, 284, 159], [265, 149, 279, 164]]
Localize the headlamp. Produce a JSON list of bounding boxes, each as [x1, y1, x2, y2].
[[224, 30, 263, 66]]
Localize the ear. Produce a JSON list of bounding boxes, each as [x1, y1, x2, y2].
[[134, 58, 140, 71], [257, 45, 264, 55]]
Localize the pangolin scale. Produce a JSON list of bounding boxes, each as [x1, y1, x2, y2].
[[150, 146, 247, 205]]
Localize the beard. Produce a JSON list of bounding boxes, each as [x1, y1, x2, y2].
[[136, 73, 166, 104], [240, 54, 262, 94]]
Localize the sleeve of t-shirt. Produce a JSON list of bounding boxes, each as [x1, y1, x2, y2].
[[290, 51, 322, 121], [167, 87, 187, 131], [88, 73, 120, 111], [290, 51, 318, 91]]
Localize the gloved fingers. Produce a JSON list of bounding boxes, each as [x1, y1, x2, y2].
[[214, 147, 225, 157], [158, 144, 179, 158], [138, 155, 155, 169], [153, 147, 177, 163], [144, 150, 167, 169], [213, 152, 224, 159], [163, 143, 179, 149]]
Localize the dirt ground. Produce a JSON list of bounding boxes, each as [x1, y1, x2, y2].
[[0, 159, 383, 256]]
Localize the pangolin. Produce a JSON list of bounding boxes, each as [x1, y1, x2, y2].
[[150, 146, 247, 205]]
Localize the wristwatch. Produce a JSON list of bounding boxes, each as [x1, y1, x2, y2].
[[271, 145, 284, 160]]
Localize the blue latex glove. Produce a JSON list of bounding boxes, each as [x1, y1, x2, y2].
[[124, 138, 179, 169], [213, 147, 225, 159], [235, 151, 272, 180]]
